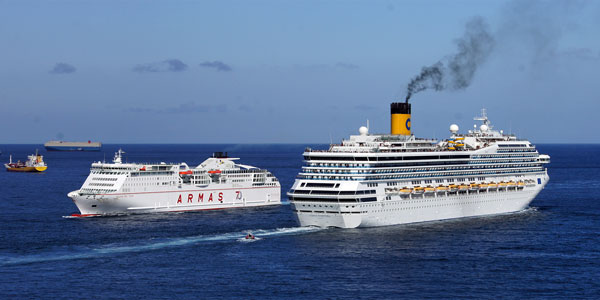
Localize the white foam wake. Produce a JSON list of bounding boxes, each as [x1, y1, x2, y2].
[[0, 226, 322, 266]]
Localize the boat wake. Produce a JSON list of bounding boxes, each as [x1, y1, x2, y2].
[[237, 236, 262, 242], [0, 226, 322, 266]]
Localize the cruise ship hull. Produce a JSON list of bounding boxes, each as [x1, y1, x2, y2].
[[292, 175, 547, 228], [69, 186, 280, 215]]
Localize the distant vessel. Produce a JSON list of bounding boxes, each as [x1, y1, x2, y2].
[[44, 140, 101, 151], [287, 103, 550, 228], [68, 150, 281, 216], [5, 151, 47, 172]]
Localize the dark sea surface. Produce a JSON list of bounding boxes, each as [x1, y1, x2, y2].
[[0, 144, 598, 299]]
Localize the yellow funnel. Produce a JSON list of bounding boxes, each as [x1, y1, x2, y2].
[[391, 102, 411, 135]]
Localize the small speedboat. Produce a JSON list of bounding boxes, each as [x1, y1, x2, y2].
[[245, 233, 255, 240]]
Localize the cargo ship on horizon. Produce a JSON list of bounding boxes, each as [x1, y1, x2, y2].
[[44, 140, 101, 151]]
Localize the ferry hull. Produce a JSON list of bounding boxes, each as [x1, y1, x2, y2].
[[292, 175, 548, 228], [68, 186, 281, 215]]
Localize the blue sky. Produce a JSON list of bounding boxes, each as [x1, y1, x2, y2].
[[1, 0, 599, 143]]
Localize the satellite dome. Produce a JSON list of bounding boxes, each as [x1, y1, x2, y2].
[[449, 124, 459, 133], [480, 124, 489, 132], [359, 126, 368, 135]]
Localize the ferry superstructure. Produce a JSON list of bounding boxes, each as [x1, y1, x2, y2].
[[288, 103, 550, 228], [68, 151, 280, 216]]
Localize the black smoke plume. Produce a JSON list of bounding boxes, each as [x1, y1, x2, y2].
[[405, 17, 494, 102]]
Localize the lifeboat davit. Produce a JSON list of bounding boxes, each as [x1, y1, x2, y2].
[[479, 183, 489, 190], [469, 183, 479, 191], [424, 186, 435, 193]]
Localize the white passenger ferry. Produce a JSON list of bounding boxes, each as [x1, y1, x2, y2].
[[288, 103, 550, 228], [68, 151, 280, 216]]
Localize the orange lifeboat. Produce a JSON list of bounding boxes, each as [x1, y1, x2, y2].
[[400, 187, 412, 195], [436, 185, 448, 192], [469, 183, 479, 191], [448, 184, 458, 192], [498, 182, 507, 190]]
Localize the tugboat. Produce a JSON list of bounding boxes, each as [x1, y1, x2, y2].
[[4, 151, 47, 172]]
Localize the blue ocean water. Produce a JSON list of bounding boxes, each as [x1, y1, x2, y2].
[[0, 144, 598, 299]]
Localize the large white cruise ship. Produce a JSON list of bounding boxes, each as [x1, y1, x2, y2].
[[68, 151, 280, 216], [288, 103, 550, 228]]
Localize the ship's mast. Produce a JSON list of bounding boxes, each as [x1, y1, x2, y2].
[[113, 149, 125, 164], [474, 108, 493, 129]]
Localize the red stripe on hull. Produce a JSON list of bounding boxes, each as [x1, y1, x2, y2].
[[70, 213, 101, 218]]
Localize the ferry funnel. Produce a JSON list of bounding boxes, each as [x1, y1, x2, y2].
[[390, 102, 411, 135]]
